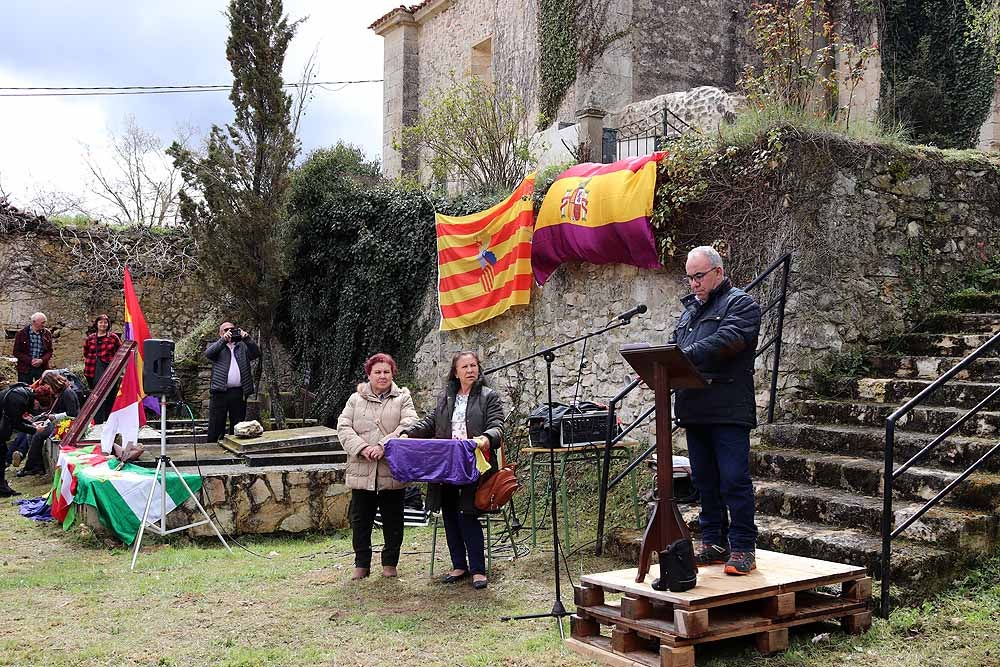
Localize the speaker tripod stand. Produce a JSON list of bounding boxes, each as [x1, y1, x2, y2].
[[130, 395, 232, 570]]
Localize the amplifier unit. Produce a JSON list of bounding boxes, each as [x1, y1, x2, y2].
[[527, 403, 615, 448]]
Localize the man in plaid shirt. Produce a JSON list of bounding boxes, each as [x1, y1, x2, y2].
[[12, 312, 53, 384]]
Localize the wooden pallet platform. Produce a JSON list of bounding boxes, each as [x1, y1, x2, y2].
[[568, 549, 872, 666]]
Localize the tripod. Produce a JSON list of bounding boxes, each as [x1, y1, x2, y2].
[[489, 308, 644, 636], [130, 395, 232, 570]]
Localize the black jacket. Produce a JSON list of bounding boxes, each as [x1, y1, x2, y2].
[[205, 337, 261, 397], [0, 384, 37, 435], [405, 380, 504, 515], [669, 278, 762, 427]]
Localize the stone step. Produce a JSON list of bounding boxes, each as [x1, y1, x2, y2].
[[750, 447, 1000, 512], [751, 480, 999, 552], [793, 398, 1000, 438], [948, 290, 1000, 312], [894, 332, 999, 357], [758, 422, 1000, 473], [866, 354, 1000, 381], [915, 312, 1000, 334], [608, 516, 960, 592], [822, 376, 1000, 410]]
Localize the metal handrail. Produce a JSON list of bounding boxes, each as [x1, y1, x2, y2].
[[594, 252, 792, 553], [880, 329, 1000, 618]]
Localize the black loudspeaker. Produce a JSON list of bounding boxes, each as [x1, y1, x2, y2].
[[142, 339, 176, 395]]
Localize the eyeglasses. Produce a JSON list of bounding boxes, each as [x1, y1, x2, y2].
[[684, 267, 719, 284]]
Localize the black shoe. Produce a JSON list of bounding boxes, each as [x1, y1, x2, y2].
[[472, 578, 488, 590], [441, 571, 470, 584], [0, 484, 20, 498], [15, 467, 43, 478]]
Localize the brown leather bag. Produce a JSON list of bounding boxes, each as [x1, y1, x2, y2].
[[475, 464, 520, 512]]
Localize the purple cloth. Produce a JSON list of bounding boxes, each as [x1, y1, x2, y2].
[[383, 438, 480, 485], [17, 497, 53, 522]]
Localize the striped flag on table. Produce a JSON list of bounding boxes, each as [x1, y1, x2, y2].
[[436, 174, 536, 331], [532, 153, 665, 285]]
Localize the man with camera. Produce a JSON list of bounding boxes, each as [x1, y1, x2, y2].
[[205, 321, 260, 443]]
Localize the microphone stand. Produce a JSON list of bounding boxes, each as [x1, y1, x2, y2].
[[486, 311, 644, 636]]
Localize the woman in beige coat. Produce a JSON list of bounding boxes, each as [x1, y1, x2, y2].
[[337, 353, 417, 580]]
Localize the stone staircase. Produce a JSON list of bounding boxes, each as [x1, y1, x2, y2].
[[751, 305, 1000, 595]]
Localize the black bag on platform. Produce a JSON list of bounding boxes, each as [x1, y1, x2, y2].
[[526, 401, 616, 448], [651, 538, 698, 592]]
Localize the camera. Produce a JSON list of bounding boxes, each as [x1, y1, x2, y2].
[[229, 327, 244, 342]]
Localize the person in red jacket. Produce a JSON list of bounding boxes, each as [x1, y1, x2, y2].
[[12, 312, 53, 385], [82, 314, 123, 423]]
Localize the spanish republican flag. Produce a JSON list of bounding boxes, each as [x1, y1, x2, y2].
[[533, 153, 665, 285], [100, 267, 150, 453], [436, 174, 536, 331]]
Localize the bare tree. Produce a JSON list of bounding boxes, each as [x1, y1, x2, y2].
[[83, 116, 196, 227]]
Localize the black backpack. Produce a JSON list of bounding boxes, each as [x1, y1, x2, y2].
[[52, 369, 89, 404]]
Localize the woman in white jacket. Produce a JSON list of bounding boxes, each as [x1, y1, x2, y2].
[[337, 353, 417, 580]]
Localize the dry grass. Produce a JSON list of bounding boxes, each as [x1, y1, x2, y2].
[[3, 474, 1000, 667]]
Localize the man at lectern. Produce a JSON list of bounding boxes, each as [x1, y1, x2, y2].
[[670, 246, 762, 575]]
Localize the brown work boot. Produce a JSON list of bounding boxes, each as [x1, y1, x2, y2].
[[382, 566, 398, 578], [351, 567, 370, 580]]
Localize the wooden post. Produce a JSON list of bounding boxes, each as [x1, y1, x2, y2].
[[842, 611, 873, 635], [574, 583, 605, 607], [673, 608, 709, 637], [755, 628, 789, 654], [621, 595, 653, 620], [611, 626, 643, 653], [570, 614, 600, 638], [843, 577, 873, 602], [762, 592, 797, 618], [660, 645, 695, 667]]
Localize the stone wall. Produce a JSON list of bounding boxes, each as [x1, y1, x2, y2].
[[0, 219, 211, 373], [408, 138, 1000, 437]]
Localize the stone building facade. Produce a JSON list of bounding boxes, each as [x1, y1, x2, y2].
[[371, 0, 751, 177], [372, 2, 1000, 180]]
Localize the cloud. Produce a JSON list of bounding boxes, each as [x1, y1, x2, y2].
[[0, 0, 400, 212]]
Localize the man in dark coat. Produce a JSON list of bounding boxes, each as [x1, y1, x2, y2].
[[204, 321, 260, 442], [0, 383, 53, 496], [12, 312, 53, 384], [670, 246, 762, 575]]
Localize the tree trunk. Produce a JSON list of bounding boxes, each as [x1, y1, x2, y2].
[[261, 335, 286, 429]]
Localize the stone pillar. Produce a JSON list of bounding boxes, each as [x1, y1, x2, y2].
[[576, 107, 608, 163], [374, 13, 420, 178], [977, 79, 1000, 153]]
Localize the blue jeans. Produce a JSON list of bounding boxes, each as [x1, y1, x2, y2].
[[685, 424, 757, 552], [440, 484, 486, 576]]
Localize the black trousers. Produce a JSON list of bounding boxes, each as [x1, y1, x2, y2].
[[207, 388, 247, 443], [349, 488, 405, 569], [0, 417, 15, 485], [24, 421, 55, 472], [87, 375, 119, 424], [18, 368, 43, 385]]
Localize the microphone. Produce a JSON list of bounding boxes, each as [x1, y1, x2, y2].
[[615, 304, 648, 322]]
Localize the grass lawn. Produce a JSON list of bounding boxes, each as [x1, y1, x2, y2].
[[3, 474, 1000, 667]]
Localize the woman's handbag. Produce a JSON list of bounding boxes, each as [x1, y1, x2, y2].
[[474, 464, 520, 512]]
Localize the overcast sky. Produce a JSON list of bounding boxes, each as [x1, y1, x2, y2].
[[0, 0, 401, 214]]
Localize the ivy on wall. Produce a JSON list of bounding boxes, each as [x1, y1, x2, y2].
[[881, 0, 998, 148], [537, 0, 629, 130], [538, 0, 577, 129], [280, 146, 503, 423]]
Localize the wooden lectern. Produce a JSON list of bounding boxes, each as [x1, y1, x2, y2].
[[620, 344, 707, 583]]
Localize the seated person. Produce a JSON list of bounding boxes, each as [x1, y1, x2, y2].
[[0, 382, 55, 497], [17, 372, 80, 478]]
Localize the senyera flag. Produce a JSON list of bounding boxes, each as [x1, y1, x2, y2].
[[436, 173, 536, 330], [100, 267, 151, 453], [533, 152, 665, 285]]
